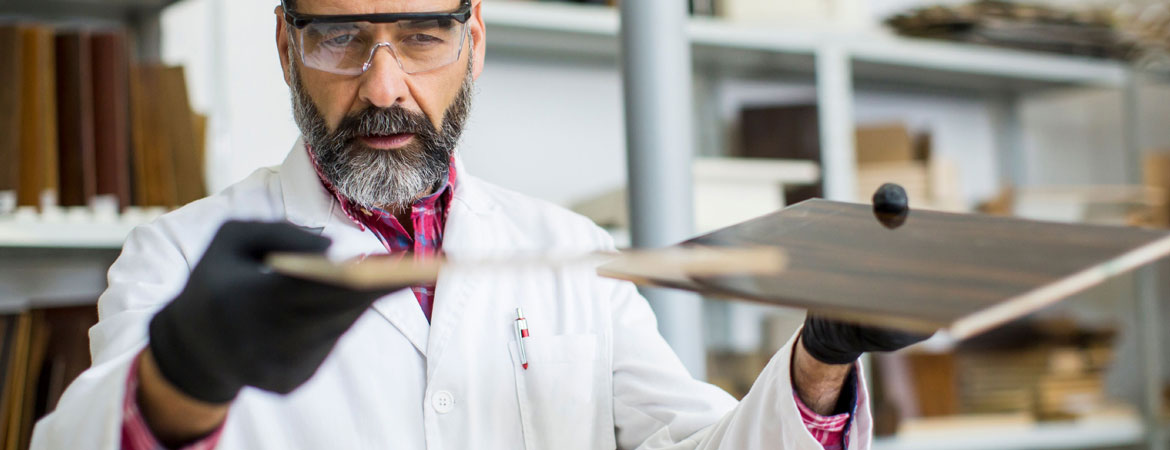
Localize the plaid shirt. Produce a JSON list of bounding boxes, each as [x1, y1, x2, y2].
[[119, 144, 850, 449], [795, 391, 853, 449], [305, 145, 456, 322]]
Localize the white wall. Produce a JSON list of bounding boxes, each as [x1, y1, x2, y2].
[[458, 57, 628, 207]]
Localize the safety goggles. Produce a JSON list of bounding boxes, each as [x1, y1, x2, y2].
[[281, 0, 473, 76]]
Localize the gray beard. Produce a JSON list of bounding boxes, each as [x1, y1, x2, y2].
[[288, 58, 474, 212]]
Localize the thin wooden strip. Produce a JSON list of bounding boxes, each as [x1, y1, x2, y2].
[[267, 246, 787, 290], [948, 233, 1170, 339]]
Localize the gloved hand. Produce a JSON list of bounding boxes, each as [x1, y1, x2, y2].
[[148, 220, 401, 404], [800, 315, 932, 365]]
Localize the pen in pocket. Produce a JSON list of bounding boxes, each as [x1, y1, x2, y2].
[[514, 307, 529, 370]]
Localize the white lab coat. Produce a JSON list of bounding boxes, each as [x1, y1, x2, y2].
[[31, 140, 872, 450]]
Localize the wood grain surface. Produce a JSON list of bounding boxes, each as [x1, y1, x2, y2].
[[669, 199, 1170, 338]]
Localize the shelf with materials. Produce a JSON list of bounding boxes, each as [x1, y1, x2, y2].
[[0, 0, 185, 318], [482, 4, 1166, 449], [485, 1, 1128, 92]]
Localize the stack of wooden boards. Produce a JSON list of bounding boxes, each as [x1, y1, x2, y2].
[[884, 0, 1131, 59], [870, 318, 1124, 436], [0, 306, 97, 450], [0, 23, 206, 215]]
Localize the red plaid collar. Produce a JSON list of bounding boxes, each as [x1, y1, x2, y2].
[[304, 143, 457, 233]]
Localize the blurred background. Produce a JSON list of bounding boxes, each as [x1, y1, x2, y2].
[[1, 0, 1170, 448]]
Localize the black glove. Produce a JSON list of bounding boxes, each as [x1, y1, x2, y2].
[[800, 315, 932, 365], [148, 221, 400, 404]]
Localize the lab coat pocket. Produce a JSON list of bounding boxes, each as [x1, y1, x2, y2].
[[509, 333, 602, 450]]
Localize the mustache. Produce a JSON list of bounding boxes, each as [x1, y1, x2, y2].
[[330, 106, 435, 142]]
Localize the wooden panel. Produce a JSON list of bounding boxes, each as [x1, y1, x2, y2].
[[650, 199, 1170, 338], [54, 30, 96, 207], [91, 31, 132, 209], [17, 26, 58, 208], [0, 27, 21, 203]]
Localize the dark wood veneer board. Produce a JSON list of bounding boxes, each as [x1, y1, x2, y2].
[[91, 31, 131, 209], [55, 30, 97, 207], [0, 27, 21, 197], [606, 199, 1170, 339]]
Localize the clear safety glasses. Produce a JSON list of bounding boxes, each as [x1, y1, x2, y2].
[[281, 0, 472, 76]]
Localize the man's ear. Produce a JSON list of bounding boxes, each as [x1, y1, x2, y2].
[[275, 5, 292, 87], [469, 0, 486, 80]]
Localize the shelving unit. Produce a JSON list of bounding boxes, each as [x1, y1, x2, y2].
[[0, 0, 178, 314], [483, 3, 1164, 449], [483, 0, 1137, 199], [486, 1, 1128, 91]]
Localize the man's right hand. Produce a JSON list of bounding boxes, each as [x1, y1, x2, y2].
[[144, 220, 401, 408]]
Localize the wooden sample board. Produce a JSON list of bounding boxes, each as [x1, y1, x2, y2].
[[269, 246, 786, 291], [613, 199, 1170, 339]]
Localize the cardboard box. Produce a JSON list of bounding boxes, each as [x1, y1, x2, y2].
[[856, 124, 915, 164], [1143, 152, 1170, 227]]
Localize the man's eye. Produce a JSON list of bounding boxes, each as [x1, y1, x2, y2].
[[404, 33, 444, 45], [324, 34, 357, 47]]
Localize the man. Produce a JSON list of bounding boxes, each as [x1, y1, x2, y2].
[[32, 1, 925, 448]]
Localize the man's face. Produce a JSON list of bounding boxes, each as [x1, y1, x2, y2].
[[276, 0, 486, 211]]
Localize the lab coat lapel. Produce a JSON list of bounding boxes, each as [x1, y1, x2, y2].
[[279, 138, 336, 229], [425, 156, 499, 378], [277, 138, 431, 355]]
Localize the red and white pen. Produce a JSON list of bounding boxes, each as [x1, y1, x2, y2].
[[514, 307, 529, 370]]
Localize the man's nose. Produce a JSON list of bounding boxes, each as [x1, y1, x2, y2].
[[357, 45, 410, 109]]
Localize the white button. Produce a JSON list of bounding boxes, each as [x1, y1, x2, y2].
[[432, 391, 455, 414]]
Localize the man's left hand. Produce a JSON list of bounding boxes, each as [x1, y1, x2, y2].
[[790, 315, 932, 415]]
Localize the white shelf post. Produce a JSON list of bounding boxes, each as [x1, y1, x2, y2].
[[992, 93, 1024, 188], [618, 0, 706, 378], [816, 44, 857, 202]]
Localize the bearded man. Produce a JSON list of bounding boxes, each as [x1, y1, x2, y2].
[[32, 1, 924, 449]]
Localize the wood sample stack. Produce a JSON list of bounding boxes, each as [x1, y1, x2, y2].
[[129, 65, 207, 207], [0, 306, 98, 450], [0, 23, 206, 215], [874, 319, 1121, 426]]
